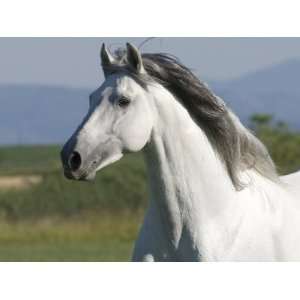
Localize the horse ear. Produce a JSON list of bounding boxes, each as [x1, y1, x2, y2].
[[126, 43, 145, 74], [100, 43, 115, 76]]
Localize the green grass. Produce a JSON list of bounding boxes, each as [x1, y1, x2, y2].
[[0, 145, 60, 175], [0, 145, 147, 261], [0, 212, 143, 261], [0, 145, 147, 219]]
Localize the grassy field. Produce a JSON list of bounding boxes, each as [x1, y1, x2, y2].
[[0, 145, 147, 261], [0, 212, 143, 261], [0, 121, 299, 261]]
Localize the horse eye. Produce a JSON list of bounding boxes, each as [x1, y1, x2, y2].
[[118, 97, 131, 107]]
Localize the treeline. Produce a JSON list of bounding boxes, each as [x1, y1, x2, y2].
[[250, 114, 300, 175]]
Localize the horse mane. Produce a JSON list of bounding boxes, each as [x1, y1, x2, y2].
[[105, 49, 279, 189]]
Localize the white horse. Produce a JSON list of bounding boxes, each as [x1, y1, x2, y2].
[[61, 43, 300, 261]]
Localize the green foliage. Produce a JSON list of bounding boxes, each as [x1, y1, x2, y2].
[[250, 114, 273, 127], [0, 146, 147, 220], [250, 114, 300, 175]]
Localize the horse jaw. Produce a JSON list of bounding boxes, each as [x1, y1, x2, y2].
[[95, 152, 124, 172]]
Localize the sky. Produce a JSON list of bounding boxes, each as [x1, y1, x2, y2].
[[1, 37, 300, 88]]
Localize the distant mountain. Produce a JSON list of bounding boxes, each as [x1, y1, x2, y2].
[[0, 59, 300, 145], [210, 59, 300, 130], [0, 85, 90, 144]]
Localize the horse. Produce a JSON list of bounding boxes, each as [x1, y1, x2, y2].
[[61, 43, 300, 261]]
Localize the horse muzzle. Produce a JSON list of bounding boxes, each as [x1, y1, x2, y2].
[[60, 148, 97, 181], [60, 136, 123, 181]]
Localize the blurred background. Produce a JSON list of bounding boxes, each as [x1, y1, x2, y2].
[[0, 37, 299, 261]]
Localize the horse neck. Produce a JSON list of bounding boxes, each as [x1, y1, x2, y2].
[[143, 86, 237, 249]]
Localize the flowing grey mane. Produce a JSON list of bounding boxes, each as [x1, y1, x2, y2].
[[103, 49, 279, 189]]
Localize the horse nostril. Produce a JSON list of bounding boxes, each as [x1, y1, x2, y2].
[[68, 151, 82, 172]]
